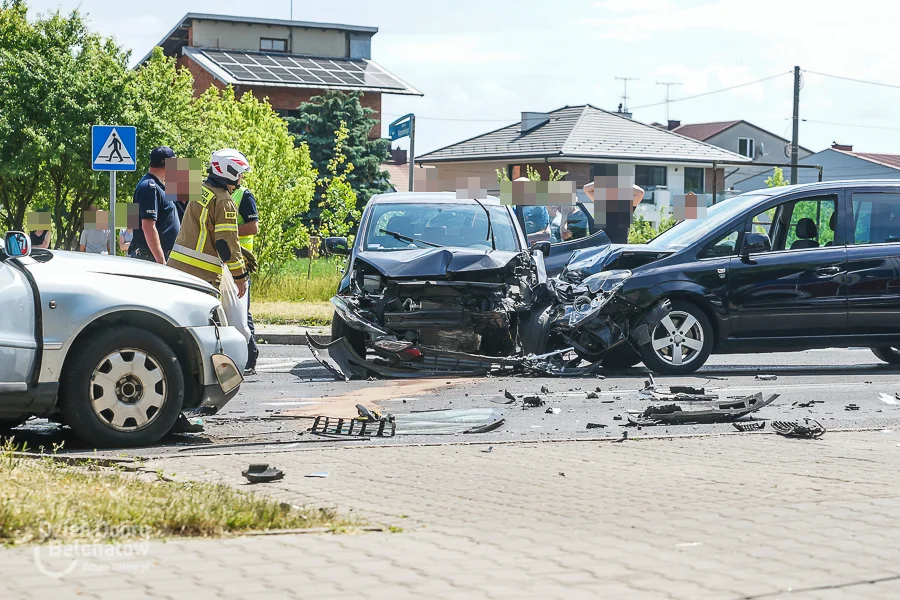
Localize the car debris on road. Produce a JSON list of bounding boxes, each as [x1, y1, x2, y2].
[[771, 419, 826, 439], [626, 393, 779, 426], [242, 464, 285, 484]]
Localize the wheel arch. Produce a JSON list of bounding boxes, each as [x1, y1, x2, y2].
[[58, 310, 201, 407], [645, 285, 722, 350]]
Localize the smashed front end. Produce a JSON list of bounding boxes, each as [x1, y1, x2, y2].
[[314, 248, 554, 378]]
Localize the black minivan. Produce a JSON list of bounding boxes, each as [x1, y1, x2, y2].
[[558, 180, 900, 375]]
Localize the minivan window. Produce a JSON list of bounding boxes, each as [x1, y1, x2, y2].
[[750, 195, 836, 251], [851, 193, 900, 244]]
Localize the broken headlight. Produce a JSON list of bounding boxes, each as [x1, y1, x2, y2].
[[569, 269, 631, 327]]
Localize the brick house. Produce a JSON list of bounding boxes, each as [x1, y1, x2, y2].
[[138, 13, 422, 134], [416, 105, 749, 226]]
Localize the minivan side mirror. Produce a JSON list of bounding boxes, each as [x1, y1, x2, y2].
[[530, 241, 551, 257], [741, 232, 771, 258], [3, 231, 30, 258], [324, 237, 350, 256]]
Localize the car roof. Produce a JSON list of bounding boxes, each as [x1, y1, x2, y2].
[[369, 192, 504, 206], [764, 179, 900, 195]]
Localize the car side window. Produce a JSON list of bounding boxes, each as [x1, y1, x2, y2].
[[749, 196, 836, 251], [699, 230, 740, 259], [784, 198, 835, 249], [851, 193, 900, 244]]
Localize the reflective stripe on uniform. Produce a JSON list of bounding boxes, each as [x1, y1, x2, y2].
[[232, 186, 255, 252], [170, 251, 223, 274], [196, 204, 210, 252], [225, 258, 246, 272], [238, 235, 254, 252], [172, 244, 222, 266], [214, 223, 238, 233]]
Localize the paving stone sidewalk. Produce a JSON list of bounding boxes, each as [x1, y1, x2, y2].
[[3, 431, 900, 599]]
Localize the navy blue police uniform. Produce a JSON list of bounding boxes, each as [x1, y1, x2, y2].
[[129, 173, 180, 261]]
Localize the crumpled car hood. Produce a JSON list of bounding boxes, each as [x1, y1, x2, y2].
[[355, 248, 521, 278], [562, 243, 672, 282], [28, 250, 218, 295]]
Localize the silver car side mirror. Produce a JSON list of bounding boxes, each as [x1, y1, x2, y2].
[[212, 353, 243, 395]]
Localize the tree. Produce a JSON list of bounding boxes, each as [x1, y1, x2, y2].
[[286, 91, 390, 214], [0, 2, 131, 243], [765, 166, 789, 188], [317, 121, 359, 240], [193, 86, 316, 277]]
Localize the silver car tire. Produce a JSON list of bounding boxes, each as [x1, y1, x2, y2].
[[61, 326, 184, 448]]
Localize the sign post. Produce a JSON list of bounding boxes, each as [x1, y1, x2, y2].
[[389, 114, 415, 192], [91, 125, 137, 255]]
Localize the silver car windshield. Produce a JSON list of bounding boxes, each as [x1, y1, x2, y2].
[[364, 203, 519, 252], [647, 194, 773, 249]]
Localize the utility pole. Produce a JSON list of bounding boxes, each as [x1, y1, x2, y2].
[[656, 81, 682, 122], [615, 76, 638, 112], [791, 65, 801, 184]]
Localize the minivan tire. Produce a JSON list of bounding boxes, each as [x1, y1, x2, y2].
[[638, 300, 713, 376], [60, 326, 184, 448], [872, 346, 900, 365]]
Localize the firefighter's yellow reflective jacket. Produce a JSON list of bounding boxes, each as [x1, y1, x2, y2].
[[167, 182, 246, 286]]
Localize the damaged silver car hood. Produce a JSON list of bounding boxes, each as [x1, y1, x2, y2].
[[355, 248, 521, 279]]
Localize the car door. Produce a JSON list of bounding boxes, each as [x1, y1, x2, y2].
[[516, 203, 611, 276], [727, 192, 848, 338], [845, 190, 900, 334], [0, 259, 37, 392]]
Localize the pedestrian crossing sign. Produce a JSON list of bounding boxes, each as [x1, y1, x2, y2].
[[92, 125, 137, 171]]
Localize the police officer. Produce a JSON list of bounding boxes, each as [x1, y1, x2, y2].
[[167, 149, 249, 296], [130, 147, 180, 263], [233, 184, 260, 375]]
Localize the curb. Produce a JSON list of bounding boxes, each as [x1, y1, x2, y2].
[[257, 332, 332, 345]]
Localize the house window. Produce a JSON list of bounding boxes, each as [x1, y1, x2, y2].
[[684, 167, 705, 194], [738, 137, 756, 159], [635, 165, 667, 205], [260, 38, 288, 52]]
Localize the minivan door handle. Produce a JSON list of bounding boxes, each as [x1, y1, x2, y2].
[[814, 266, 841, 276]]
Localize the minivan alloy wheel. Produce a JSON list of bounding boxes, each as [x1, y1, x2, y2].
[[90, 348, 167, 431], [650, 310, 705, 367]]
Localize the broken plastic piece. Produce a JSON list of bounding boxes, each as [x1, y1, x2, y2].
[[732, 421, 766, 432], [670, 386, 705, 395], [845, 404, 860, 411], [586, 422, 607, 429], [541, 385, 551, 394], [523, 395, 545, 407], [627, 393, 779, 426], [305, 472, 329, 478], [310, 413, 396, 438], [586, 391, 599, 399], [242, 464, 284, 484], [504, 390, 518, 402], [771, 419, 826, 439], [755, 374, 777, 381], [546, 407, 561, 414]]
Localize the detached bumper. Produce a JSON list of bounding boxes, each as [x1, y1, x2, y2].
[[184, 325, 248, 411]]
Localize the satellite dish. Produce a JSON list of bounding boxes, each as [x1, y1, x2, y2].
[[784, 143, 792, 158], [758, 141, 767, 156]]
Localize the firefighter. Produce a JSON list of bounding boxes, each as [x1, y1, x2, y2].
[[167, 149, 251, 297]]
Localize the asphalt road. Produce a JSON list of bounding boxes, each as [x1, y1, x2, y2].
[[11, 344, 900, 456]]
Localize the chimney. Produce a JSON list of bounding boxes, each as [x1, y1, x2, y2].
[[831, 142, 853, 151], [391, 148, 408, 165], [521, 112, 550, 133], [667, 120, 681, 130]]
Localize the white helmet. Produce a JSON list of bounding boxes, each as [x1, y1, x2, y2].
[[209, 148, 252, 183]]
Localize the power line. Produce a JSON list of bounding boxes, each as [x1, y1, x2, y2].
[[631, 72, 792, 110], [382, 113, 514, 123], [804, 70, 900, 91], [803, 118, 900, 132]]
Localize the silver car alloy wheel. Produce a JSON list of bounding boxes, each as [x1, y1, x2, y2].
[[649, 310, 705, 367], [90, 348, 167, 431]]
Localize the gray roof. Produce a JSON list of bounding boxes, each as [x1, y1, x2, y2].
[[417, 105, 751, 165]]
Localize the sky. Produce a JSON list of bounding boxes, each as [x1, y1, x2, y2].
[[27, 0, 900, 157]]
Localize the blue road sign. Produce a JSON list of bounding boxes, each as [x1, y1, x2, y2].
[[92, 125, 137, 172], [389, 114, 413, 141]]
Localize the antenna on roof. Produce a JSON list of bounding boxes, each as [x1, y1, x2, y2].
[[655, 81, 683, 122], [290, 0, 294, 20], [615, 76, 638, 113]]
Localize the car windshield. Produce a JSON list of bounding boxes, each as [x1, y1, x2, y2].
[[364, 203, 519, 252], [646, 194, 774, 249]]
